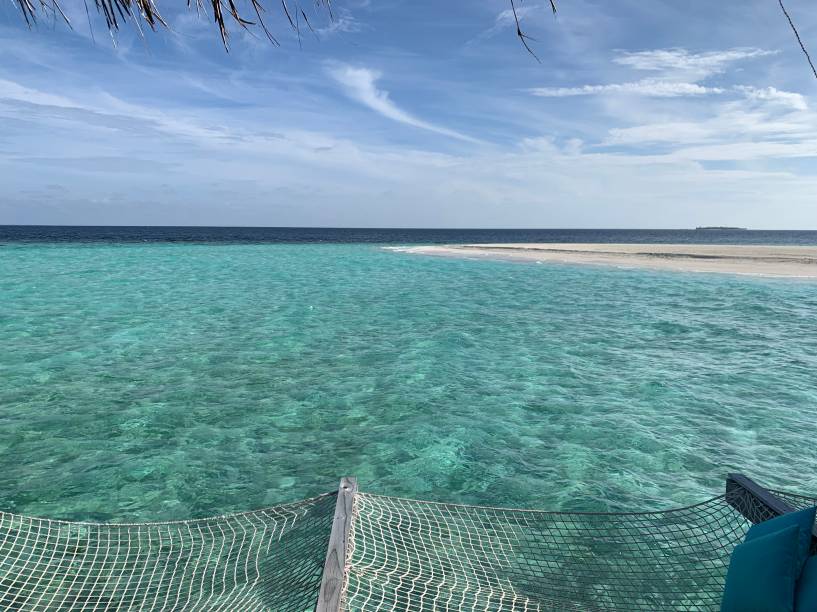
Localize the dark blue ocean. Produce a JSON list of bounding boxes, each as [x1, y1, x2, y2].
[[2, 225, 817, 244]]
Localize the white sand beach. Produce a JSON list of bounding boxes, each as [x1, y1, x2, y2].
[[394, 244, 817, 278]]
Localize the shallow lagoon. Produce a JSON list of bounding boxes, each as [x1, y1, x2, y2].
[[1, 242, 816, 520]]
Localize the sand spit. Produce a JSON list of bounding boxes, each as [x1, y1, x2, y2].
[[391, 243, 817, 278]]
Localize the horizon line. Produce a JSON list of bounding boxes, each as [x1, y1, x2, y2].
[[4, 224, 817, 232]]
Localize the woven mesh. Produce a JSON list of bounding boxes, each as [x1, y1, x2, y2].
[[342, 492, 756, 612], [0, 483, 812, 611], [0, 493, 335, 611], [769, 490, 817, 510]]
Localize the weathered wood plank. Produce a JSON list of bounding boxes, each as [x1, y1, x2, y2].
[[316, 477, 357, 612]]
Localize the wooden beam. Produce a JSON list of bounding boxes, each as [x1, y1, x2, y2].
[[726, 473, 796, 517], [316, 477, 357, 612], [726, 473, 817, 540]]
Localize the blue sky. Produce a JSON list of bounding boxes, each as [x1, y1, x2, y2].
[[0, 0, 815, 228]]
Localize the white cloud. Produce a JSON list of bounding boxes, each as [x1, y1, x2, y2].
[[477, 6, 538, 40], [0, 77, 240, 147], [606, 122, 715, 145], [613, 48, 778, 80], [600, 85, 817, 161], [2, 37, 815, 229], [606, 112, 816, 150], [672, 141, 817, 161], [0, 78, 76, 108], [315, 10, 363, 37], [327, 64, 479, 143], [737, 86, 808, 111], [530, 80, 725, 97], [6, 104, 816, 228], [530, 46, 788, 101]]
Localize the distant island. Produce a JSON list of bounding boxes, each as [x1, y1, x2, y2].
[[695, 226, 747, 230]]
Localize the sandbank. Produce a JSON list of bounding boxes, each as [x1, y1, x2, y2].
[[390, 243, 817, 278]]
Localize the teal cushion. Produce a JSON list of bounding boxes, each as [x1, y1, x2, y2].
[[746, 507, 817, 574], [721, 524, 800, 612], [796, 556, 817, 612]]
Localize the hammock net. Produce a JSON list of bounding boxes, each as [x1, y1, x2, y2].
[[0, 481, 813, 611], [344, 493, 745, 611], [0, 493, 335, 611]]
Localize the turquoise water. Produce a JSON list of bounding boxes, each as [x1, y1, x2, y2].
[[1, 243, 816, 521]]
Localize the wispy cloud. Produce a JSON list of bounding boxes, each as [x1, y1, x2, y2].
[[471, 6, 539, 42], [613, 48, 778, 80], [600, 80, 816, 160], [2, 3, 816, 229], [0, 78, 76, 108], [314, 8, 363, 37], [327, 64, 479, 143], [529, 47, 790, 103], [0, 77, 236, 146], [531, 80, 725, 98], [737, 86, 808, 111], [530, 80, 808, 111]]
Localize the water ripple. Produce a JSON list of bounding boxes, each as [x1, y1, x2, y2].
[[0, 242, 815, 520]]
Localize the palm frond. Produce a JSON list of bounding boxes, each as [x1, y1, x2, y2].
[[778, 0, 817, 80], [14, 0, 335, 48], [10, 0, 817, 82]]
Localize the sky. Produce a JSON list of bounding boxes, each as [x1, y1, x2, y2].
[[0, 0, 816, 228]]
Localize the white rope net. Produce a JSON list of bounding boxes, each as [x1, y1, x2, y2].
[[1, 483, 814, 610], [0, 493, 335, 611], [342, 492, 761, 612]]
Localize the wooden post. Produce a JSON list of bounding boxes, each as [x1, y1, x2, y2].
[[726, 473, 817, 540], [316, 477, 357, 612]]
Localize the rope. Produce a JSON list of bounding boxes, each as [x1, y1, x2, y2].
[[0, 493, 336, 611], [343, 493, 757, 611], [0, 487, 814, 610]]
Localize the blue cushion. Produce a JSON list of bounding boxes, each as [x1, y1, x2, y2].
[[746, 507, 817, 574], [721, 524, 800, 612], [796, 556, 817, 612]]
